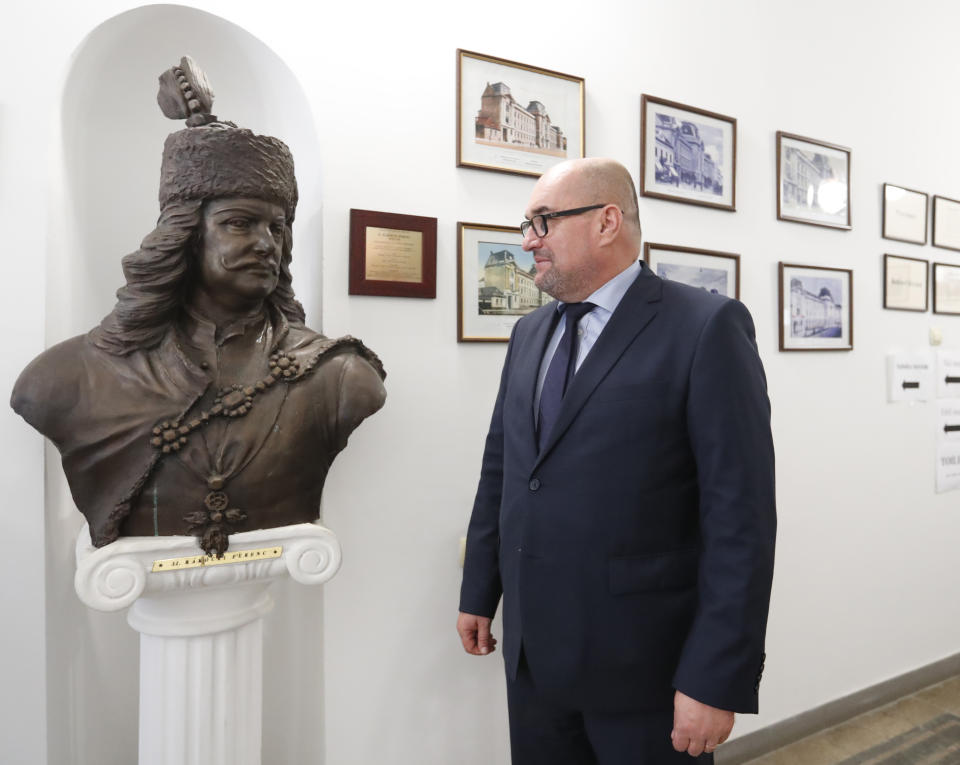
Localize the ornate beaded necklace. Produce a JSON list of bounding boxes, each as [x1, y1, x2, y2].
[[119, 333, 379, 557], [148, 348, 311, 556]]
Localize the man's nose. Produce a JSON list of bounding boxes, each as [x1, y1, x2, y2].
[[521, 228, 541, 251]]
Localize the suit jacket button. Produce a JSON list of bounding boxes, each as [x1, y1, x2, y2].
[[529, 478, 541, 491]]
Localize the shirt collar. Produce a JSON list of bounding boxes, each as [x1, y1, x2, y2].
[[556, 259, 641, 316], [180, 304, 271, 348]]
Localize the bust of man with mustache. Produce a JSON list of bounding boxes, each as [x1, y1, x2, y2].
[[11, 57, 386, 557]]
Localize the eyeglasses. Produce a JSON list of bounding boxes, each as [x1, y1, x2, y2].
[[520, 204, 607, 238]]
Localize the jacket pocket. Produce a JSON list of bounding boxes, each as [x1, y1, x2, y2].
[[608, 547, 699, 595]]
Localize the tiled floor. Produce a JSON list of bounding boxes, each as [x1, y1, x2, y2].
[[734, 674, 960, 764]]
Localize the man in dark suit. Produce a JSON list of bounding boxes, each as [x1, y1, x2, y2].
[[457, 158, 776, 763]]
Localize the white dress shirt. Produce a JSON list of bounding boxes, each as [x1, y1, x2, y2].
[[534, 259, 642, 419]]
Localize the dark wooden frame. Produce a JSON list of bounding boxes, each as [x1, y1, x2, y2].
[[348, 209, 437, 298], [776, 132, 852, 230], [778, 262, 853, 351], [456, 49, 585, 178], [932, 195, 960, 252], [882, 183, 928, 245], [933, 262, 960, 315], [640, 94, 737, 211], [883, 254, 929, 312], [643, 242, 740, 299]]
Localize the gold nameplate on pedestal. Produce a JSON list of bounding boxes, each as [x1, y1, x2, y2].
[[151, 546, 283, 573]]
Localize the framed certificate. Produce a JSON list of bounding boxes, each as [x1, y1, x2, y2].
[[883, 254, 928, 312], [932, 195, 960, 251], [933, 262, 960, 315], [882, 184, 928, 245]]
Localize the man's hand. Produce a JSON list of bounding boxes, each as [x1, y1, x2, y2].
[[457, 612, 497, 656], [671, 690, 734, 757]]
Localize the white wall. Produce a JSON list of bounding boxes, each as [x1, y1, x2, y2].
[[2, 1, 959, 763], [0, 7, 50, 762]]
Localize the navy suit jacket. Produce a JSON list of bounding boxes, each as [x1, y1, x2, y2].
[[459, 262, 776, 715]]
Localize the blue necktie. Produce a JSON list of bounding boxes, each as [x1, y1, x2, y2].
[[538, 301, 595, 449]]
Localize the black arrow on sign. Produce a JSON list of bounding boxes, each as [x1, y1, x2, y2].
[[946, 376, 960, 384], [945, 424, 960, 433], [902, 381, 920, 389]]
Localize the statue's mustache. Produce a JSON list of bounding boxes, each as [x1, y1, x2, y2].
[[220, 256, 278, 275]]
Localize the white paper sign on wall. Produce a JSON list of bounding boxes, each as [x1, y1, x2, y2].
[[936, 350, 960, 399], [936, 400, 960, 493], [886, 352, 933, 402]]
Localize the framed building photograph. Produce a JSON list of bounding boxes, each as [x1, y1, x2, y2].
[[644, 242, 740, 299], [457, 222, 554, 342], [883, 254, 928, 312], [457, 49, 585, 178], [777, 132, 851, 230], [778, 262, 853, 351], [883, 184, 928, 244], [932, 195, 960, 251], [933, 262, 960, 315], [349, 209, 437, 298], [640, 95, 736, 211]]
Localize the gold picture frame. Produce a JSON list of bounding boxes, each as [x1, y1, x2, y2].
[[456, 49, 585, 178]]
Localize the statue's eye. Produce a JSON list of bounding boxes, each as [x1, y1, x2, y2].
[[270, 223, 284, 239], [225, 217, 251, 230]]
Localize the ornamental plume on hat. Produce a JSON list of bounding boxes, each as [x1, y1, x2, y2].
[[156, 55, 298, 219]]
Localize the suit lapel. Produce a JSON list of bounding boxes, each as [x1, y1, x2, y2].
[[534, 265, 662, 469]]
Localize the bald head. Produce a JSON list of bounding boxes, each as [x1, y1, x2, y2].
[[540, 158, 642, 246]]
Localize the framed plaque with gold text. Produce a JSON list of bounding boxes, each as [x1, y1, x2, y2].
[[349, 209, 437, 298]]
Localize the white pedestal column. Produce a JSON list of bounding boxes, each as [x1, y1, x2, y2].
[[74, 522, 341, 765]]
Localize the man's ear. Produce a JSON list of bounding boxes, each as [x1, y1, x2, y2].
[[597, 204, 623, 244]]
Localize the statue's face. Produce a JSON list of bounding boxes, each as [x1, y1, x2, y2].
[[198, 197, 286, 304]]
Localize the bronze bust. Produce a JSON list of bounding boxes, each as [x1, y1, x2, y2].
[[11, 57, 386, 557]]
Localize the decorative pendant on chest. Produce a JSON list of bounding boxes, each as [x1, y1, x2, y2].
[[183, 477, 248, 557]]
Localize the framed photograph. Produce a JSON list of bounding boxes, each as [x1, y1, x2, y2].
[[883, 184, 928, 244], [457, 49, 584, 178], [644, 242, 740, 299], [640, 95, 736, 211], [349, 209, 437, 298], [932, 195, 960, 251], [457, 222, 554, 342], [883, 254, 928, 312], [933, 262, 960, 315], [778, 263, 853, 351], [776, 132, 851, 230]]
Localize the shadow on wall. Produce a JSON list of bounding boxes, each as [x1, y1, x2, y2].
[[48, 6, 323, 764]]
